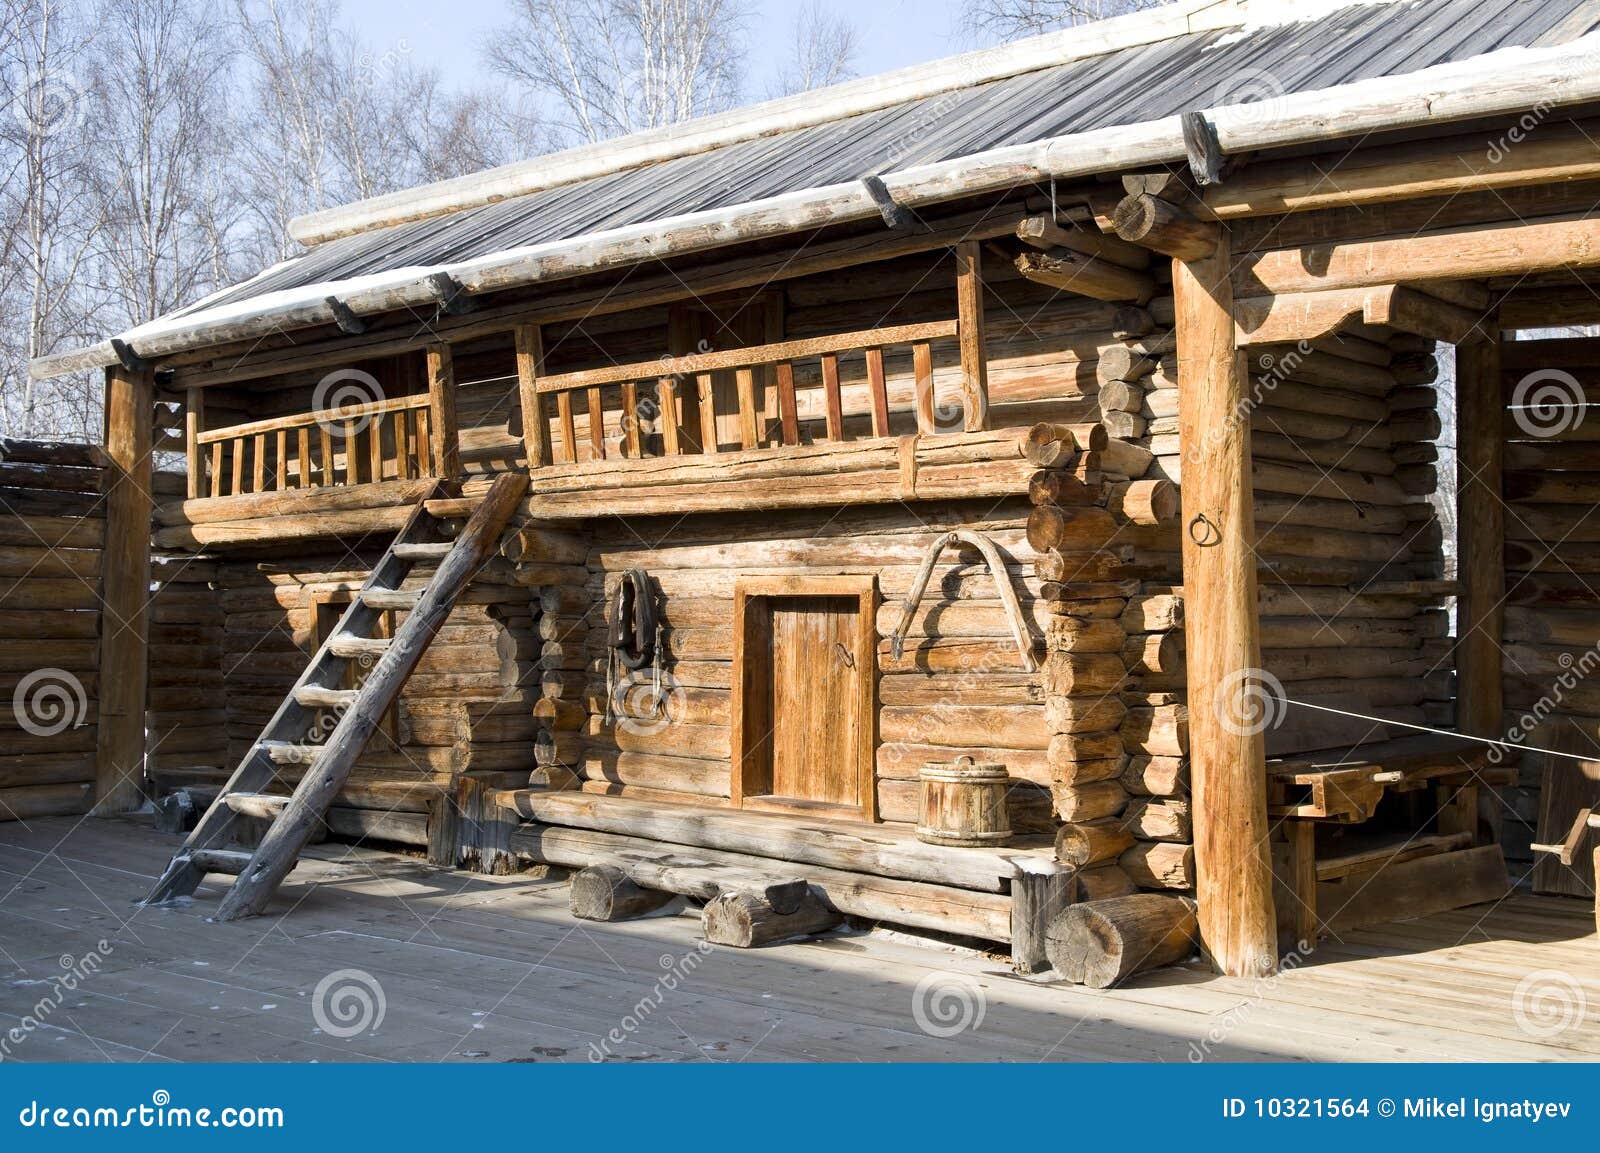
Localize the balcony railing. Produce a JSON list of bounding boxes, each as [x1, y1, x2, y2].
[[191, 394, 436, 499], [525, 319, 981, 467]]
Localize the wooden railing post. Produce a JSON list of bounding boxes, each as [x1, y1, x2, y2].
[[95, 364, 154, 815], [515, 323, 552, 469], [955, 240, 989, 431], [184, 387, 204, 499], [426, 343, 461, 479], [1174, 222, 1279, 978]]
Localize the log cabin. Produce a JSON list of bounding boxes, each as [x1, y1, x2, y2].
[[14, 0, 1600, 983]]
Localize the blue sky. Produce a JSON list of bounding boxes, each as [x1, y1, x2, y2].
[[341, 0, 979, 99]]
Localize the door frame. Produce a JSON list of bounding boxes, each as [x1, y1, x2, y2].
[[730, 574, 877, 822]]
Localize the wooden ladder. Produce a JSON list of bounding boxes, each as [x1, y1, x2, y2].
[[143, 472, 529, 920]]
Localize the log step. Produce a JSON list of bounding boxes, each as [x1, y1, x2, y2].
[[262, 739, 322, 764], [187, 848, 254, 875], [222, 792, 291, 820], [327, 634, 391, 658], [360, 588, 422, 610], [291, 685, 360, 709], [393, 542, 453, 561], [424, 497, 476, 520]]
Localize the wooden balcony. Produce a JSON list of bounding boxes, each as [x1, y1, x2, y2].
[[189, 393, 442, 499], [516, 314, 1026, 519]]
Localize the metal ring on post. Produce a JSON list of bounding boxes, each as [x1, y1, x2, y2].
[[1188, 512, 1222, 547]]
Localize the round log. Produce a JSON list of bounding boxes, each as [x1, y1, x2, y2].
[[1044, 893, 1199, 987], [1054, 819, 1136, 867], [570, 864, 675, 921], [701, 887, 840, 947]]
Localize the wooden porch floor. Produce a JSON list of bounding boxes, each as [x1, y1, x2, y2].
[[0, 816, 1594, 1062]]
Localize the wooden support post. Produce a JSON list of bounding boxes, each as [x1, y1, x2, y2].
[[1174, 227, 1279, 978], [426, 343, 460, 480], [184, 387, 204, 499], [94, 365, 154, 815], [1011, 869, 1076, 975], [955, 241, 989, 432], [515, 323, 552, 469], [1271, 821, 1318, 956], [1456, 327, 1503, 739]]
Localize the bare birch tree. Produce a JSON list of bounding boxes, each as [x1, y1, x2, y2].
[[963, 0, 1165, 40], [487, 0, 749, 145], [770, 0, 859, 97]]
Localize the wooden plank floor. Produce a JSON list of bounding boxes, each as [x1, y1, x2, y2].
[[0, 816, 1594, 1062]]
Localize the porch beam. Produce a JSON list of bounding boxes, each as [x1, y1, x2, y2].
[[1175, 226, 1279, 978], [94, 364, 154, 815], [1234, 214, 1600, 297]]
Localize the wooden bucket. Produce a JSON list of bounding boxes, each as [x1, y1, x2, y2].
[[917, 757, 1012, 847]]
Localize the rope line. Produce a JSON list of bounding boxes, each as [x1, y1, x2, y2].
[[1277, 696, 1598, 765]]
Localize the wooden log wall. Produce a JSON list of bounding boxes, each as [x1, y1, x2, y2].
[[579, 500, 1058, 827], [1498, 334, 1600, 892], [147, 554, 226, 778], [0, 441, 108, 821], [207, 553, 538, 837]]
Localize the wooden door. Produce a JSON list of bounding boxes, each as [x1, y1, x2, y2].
[[732, 575, 877, 821], [769, 596, 862, 808]]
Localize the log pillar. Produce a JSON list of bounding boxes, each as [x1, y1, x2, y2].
[[184, 386, 204, 499], [514, 323, 552, 469], [1174, 226, 1279, 978], [954, 240, 989, 431], [426, 343, 461, 480], [93, 364, 154, 815], [1456, 325, 1504, 739]]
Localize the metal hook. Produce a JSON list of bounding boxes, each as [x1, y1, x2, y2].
[[834, 642, 855, 669], [1188, 512, 1222, 547]]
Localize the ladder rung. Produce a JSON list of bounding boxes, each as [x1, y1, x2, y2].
[[292, 685, 360, 709], [393, 542, 452, 561], [361, 588, 421, 610], [328, 635, 390, 658], [188, 848, 253, 875], [262, 738, 321, 764], [424, 497, 475, 520], [223, 792, 290, 819]]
